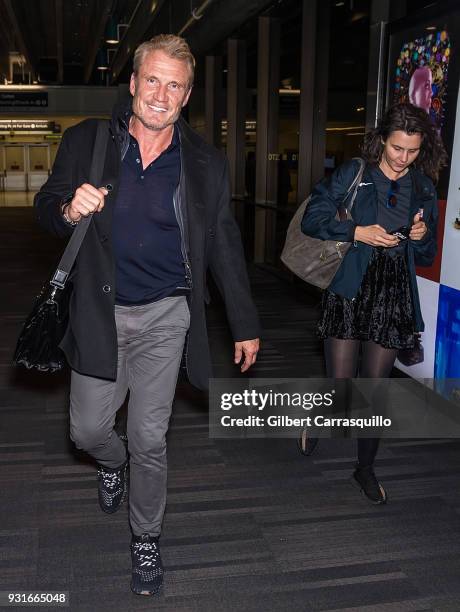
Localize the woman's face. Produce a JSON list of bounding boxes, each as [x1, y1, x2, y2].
[[381, 130, 423, 174]]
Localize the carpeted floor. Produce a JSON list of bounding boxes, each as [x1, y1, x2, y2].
[[1, 208, 460, 611]]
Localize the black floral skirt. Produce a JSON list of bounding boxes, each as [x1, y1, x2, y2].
[[317, 248, 416, 349]]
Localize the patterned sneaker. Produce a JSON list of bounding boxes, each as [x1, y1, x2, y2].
[[97, 460, 128, 514], [351, 464, 387, 505], [131, 533, 164, 596]]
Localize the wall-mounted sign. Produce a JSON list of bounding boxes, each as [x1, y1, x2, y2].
[[0, 119, 60, 134], [0, 92, 48, 108]]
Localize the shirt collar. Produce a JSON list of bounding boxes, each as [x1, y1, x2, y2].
[[127, 118, 179, 153], [170, 123, 180, 150]]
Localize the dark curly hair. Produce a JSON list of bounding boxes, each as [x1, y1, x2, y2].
[[361, 102, 448, 183]]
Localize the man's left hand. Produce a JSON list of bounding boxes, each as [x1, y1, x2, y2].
[[409, 212, 428, 241], [234, 338, 260, 372]]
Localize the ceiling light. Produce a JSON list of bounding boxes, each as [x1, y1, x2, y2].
[[326, 125, 365, 132], [279, 88, 300, 95], [105, 17, 118, 44], [105, 19, 129, 44], [96, 49, 108, 71]]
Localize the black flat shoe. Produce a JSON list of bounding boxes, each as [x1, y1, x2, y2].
[[351, 464, 387, 505], [297, 429, 319, 456]]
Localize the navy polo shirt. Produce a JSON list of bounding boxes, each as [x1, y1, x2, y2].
[[112, 125, 186, 305]]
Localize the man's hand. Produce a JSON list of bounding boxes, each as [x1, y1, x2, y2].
[[409, 212, 427, 241], [234, 338, 260, 372], [62, 183, 108, 223]]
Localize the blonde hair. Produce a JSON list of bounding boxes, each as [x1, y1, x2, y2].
[[133, 34, 195, 89]]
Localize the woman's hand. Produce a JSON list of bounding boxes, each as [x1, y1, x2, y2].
[[354, 225, 399, 247], [409, 212, 428, 241]]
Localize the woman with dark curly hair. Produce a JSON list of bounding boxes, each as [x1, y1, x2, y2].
[[300, 102, 447, 504]]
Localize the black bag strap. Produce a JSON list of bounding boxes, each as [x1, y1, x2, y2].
[[50, 120, 109, 289]]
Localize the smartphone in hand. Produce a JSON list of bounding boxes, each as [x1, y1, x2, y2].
[[390, 225, 410, 241]]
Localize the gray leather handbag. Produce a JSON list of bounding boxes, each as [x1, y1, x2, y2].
[[281, 158, 365, 289]]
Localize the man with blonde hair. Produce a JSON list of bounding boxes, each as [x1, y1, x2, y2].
[[35, 34, 260, 596]]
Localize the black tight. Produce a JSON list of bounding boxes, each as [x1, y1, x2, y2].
[[324, 338, 398, 379], [324, 338, 398, 467]]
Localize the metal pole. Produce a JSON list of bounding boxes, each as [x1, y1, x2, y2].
[[364, 0, 408, 130], [310, 0, 330, 186], [205, 55, 223, 148], [298, 0, 317, 203], [227, 39, 247, 200], [254, 16, 280, 263]]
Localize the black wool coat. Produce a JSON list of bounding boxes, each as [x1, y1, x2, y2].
[[34, 107, 260, 389]]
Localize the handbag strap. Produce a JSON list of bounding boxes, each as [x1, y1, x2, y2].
[[50, 120, 109, 289], [343, 157, 365, 215]]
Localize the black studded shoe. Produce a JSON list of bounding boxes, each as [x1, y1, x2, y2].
[[97, 460, 128, 514], [351, 464, 387, 504], [131, 533, 164, 596]]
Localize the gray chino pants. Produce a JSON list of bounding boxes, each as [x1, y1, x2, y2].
[[69, 296, 190, 536]]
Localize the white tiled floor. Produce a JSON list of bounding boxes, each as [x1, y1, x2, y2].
[[0, 191, 36, 207]]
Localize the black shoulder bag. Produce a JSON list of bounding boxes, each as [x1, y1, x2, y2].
[[13, 120, 109, 372]]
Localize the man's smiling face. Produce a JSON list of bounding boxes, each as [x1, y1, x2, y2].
[[130, 49, 192, 132]]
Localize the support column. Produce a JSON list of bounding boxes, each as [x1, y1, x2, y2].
[[254, 16, 280, 263], [310, 0, 330, 187], [205, 55, 223, 148], [298, 0, 317, 204], [226, 39, 247, 200], [365, 0, 407, 130], [365, 0, 391, 130]]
